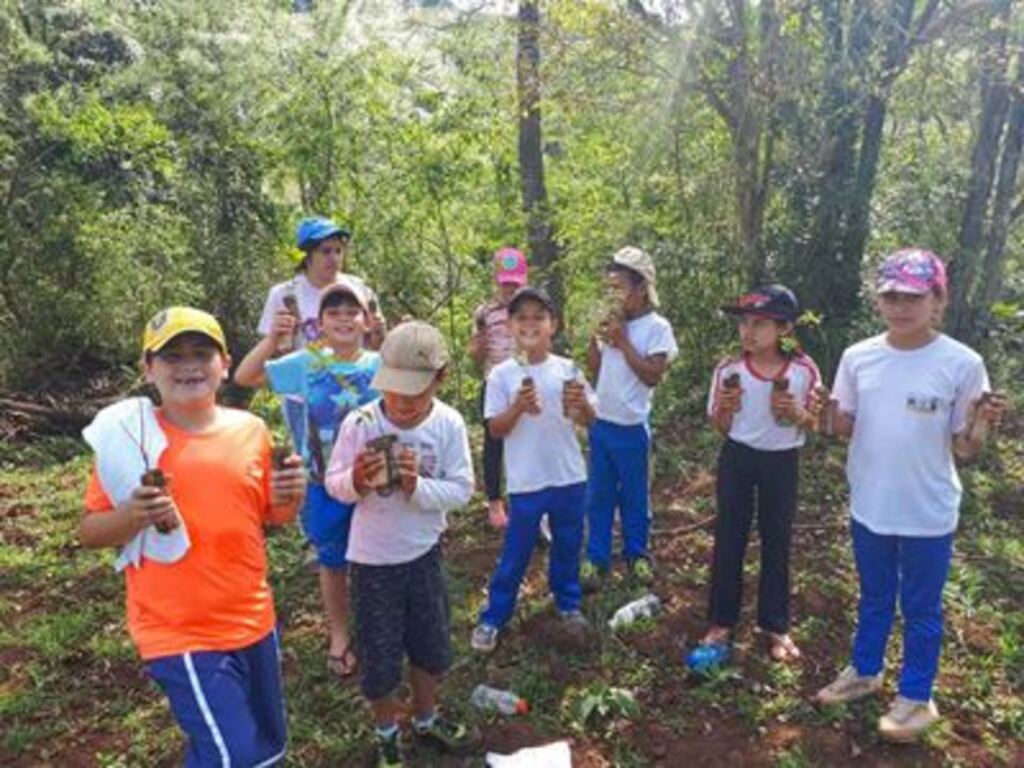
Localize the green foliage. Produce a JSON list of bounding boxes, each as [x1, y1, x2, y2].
[[566, 682, 639, 734], [1, 0, 1020, 402]]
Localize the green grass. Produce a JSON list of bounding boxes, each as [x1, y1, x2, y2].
[[1, 432, 1022, 765]]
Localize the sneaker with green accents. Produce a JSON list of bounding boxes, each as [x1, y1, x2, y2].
[[628, 557, 655, 585], [579, 561, 608, 593], [413, 715, 475, 756], [376, 728, 403, 767]]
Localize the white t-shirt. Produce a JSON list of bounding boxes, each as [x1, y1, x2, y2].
[[834, 333, 989, 537], [706, 353, 820, 451], [325, 399, 474, 565], [257, 272, 376, 347], [484, 355, 595, 494], [595, 312, 678, 425]]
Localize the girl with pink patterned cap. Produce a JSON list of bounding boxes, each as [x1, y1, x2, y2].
[[814, 248, 1007, 742], [468, 247, 528, 528]]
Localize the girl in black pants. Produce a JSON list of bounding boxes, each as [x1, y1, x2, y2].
[[468, 247, 528, 527], [687, 285, 824, 670]]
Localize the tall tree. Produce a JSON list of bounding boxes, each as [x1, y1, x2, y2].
[[949, 0, 1023, 344], [787, 0, 942, 335], [517, 0, 564, 312], [687, 0, 780, 282]]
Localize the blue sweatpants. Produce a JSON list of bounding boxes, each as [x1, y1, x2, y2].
[[585, 419, 650, 568], [479, 482, 587, 628], [146, 630, 287, 767], [850, 520, 954, 702]]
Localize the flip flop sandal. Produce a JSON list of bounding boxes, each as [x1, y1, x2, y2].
[[767, 633, 802, 662], [327, 644, 358, 678]]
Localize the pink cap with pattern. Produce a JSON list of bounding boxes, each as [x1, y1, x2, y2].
[[876, 248, 947, 295], [494, 247, 528, 286]]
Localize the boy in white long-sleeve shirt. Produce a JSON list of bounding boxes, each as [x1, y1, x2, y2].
[[326, 321, 474, 767]]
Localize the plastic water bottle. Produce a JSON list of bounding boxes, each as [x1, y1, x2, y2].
[[608, 593, 661, 629], [470, 684, 529, 715]]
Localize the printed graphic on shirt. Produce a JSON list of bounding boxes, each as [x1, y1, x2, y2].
[[905, 392, 945, 414], [396, 439, 440, 479], [299, 317, 320, 344], [266, 348, 379, 483]]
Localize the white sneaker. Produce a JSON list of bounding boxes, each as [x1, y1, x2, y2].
[[815, 665, 883, 704], [878, 696, 940, 742], [470, 623, 498, 654]]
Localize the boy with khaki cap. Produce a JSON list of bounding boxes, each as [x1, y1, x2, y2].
[[326, 321, 475, 767], [583, 246, 678, 589]]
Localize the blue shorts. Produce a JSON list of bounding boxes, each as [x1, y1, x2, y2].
[[146, 630, 287, 767], [302, 484, 354, 569]]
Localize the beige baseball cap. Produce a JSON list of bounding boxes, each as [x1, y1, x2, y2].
[[319, 277, 369, 314], [612, 246, 659, 308], [370, 321, 449, 395]]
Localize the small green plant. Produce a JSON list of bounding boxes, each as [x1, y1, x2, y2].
[[567, 683, 639, 733]]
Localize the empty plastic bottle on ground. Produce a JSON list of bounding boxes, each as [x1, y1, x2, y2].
[[470, 684, 529, 715], [608, 593, 661, 629]]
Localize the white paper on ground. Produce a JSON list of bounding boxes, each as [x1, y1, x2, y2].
[[486, 740, 572, 767]]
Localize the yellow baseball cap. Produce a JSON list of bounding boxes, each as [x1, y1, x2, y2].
[[142, 307, 228, 355]]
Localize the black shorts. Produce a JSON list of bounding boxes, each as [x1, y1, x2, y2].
[[350, 545, 452, 701]]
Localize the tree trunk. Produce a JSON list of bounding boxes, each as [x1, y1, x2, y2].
[[693, 0, 777, 283], [795, 0, 868, 323], [796, 0, 940, 339], [842, 0, 917, 269], [971, 42, 1024, 342], [949, 0, 1014, 340], [517, 1, 563, 315]]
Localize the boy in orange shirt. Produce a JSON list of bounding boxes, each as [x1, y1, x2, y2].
[[79, 307, 306, 767]]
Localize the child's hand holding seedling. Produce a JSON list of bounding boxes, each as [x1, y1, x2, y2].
[[562, 379, 592, 425], [807, 385, 829, 419], [353, 448, 388, 496], [960, 391, 1010, 453], [715, 374, 743, 416], [271, 309, 298, 347], [270, 454, 306, 508], [126, 484, 181, 534], [514, 378, 541, 415], [396, 446, 418, 498], [972, 391, 1008, 432], [771, 388, 805, 425], [601, 316, 627, 348]]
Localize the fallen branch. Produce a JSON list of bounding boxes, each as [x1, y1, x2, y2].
[[653, 514, 716, 536], [0, 394, 113, 434], [792, 520, 847, 531]]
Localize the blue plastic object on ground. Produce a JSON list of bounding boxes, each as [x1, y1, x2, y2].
[[685, 641, 731, 674]]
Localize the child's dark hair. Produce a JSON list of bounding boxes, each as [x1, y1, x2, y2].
[[319, 290, 364, 317], [295, 233, 347, 274], [509, 295, 559, 323], [606, 262, 645, 289]]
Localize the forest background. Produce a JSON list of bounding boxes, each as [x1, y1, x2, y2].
[[0, 1, 1022, 766]]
